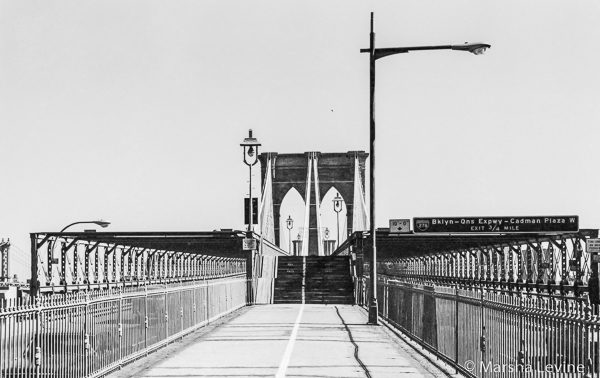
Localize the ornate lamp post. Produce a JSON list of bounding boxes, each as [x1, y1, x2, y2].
[[286, 215, 294, 253], [361, 12, 490, 325], [240, 129, 261, 233], [332, 192, 343, 248]]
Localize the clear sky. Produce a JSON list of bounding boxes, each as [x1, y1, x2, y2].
[[1, 1, 599, 278]]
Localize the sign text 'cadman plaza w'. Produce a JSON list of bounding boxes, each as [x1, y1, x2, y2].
[[413, 216, 579, 233]]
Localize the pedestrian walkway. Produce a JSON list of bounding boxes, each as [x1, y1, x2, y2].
[[109, 304, 448, 378]]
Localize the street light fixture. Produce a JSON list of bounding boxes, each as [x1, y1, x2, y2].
[[240, 129, 261, 233], [361, 12, 490, 325], [286, 215, 294, 253], [332, 192, 344, 249]]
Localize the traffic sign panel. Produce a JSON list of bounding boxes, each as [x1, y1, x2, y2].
[[243, 238, 257, 251], [413, 216, 579, 233], [389, 219, 411, 233], [587, 239, 600, 253]]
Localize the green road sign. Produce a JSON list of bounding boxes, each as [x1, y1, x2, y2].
[[413, 216, 578, 233]]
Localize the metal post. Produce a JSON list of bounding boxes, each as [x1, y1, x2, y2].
[[94, 243, 99, 284], [35, 299, 41, 378], [454, 285, 459, 370], [30, 234, 38, 297], [60, 240, 66, 286], [144, 286, 148, 355], [113, 247, 117, 283], [589, 254, 599, 305], [368, 11, 378, 325], [83, 294, 89, 376], [246, 250, 254, 305], [248, 163, 253, 232], [336, 211, 340, 249], [103, 245, 109, 284], [74, 244, 79, 284], [480, 290, 487, 377]]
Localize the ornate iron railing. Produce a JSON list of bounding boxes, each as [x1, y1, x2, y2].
[[1, 276, 247, 378], [376, 232, 592, 298], [29, 232, 248, 295], [345, 229, 599, 299], [358, 275, 599, 377]]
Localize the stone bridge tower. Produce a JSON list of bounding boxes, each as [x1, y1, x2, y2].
[[258, 151, 368, 255]]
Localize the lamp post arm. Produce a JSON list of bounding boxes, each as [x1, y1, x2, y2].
[[60, 222, 90, 233], [361, 45, 452, 56], [59, 220, 110, 232], [361, 43, 490, 60]]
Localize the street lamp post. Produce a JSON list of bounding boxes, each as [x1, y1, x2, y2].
[[361, 12, 490, 325], [332, 192, 343, 249], [286, 215, 294, 253], [240, 130, 261, 305], [240, 130, 261, 234]]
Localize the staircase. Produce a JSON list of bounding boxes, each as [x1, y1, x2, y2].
[[273, 256, 354, 304], [305, 256, 354, 304], [273, 257, 304, 303]]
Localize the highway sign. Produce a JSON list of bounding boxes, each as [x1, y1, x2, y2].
[[587, 239, 600, 253], [413, 216, 578, 233], [389, 219, 411, 233]]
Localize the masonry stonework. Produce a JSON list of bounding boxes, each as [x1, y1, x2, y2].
[[259, 151, 368, 254]]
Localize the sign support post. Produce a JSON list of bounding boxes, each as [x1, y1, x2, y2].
[[587, 238, 600, 305]]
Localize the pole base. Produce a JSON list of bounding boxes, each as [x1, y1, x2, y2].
[[368, 299, 379, 325]]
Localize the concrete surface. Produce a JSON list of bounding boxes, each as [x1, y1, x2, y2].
[[108, 304, 450, 378]]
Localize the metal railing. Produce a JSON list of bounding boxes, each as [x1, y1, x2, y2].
[[0, 275, 247, 378], [358, 275, 599, 377], [29, 232, 249, 295], [345, 229, 600, 300]]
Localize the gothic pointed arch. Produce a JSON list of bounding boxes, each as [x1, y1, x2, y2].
[[278, 187, 305, 254], [320, 186, 349, 247], [258, 151, 368, 254]]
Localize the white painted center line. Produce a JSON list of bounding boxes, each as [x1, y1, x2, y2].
[[275, 303, 304, 378]]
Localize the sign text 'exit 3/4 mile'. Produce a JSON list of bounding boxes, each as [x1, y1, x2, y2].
[[413, 216, 579, 233]]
